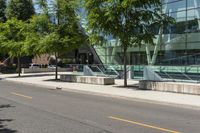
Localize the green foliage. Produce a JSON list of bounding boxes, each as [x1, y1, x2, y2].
[[84, 0, 174, 47], [36, 0, 49, 16], [0, 18, 27, 58], [23, 29, 40, 56], [0, 0, 6, 22], [6, 0, 35, 21], [0, 18, 38, 76], [31, 0, 87, 79], [29, 15, 51, 35], [32, 0, 87, 56], [0, 22, 8, 54]]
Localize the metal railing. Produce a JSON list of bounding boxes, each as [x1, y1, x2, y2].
[[133, 65, 200, 83]]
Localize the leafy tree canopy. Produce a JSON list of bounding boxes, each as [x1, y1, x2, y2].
[[31, 0, 87, 79], [6, 0, 35, 21], [0, 0, 6, 22], [0, 18, 37, 76], [0, 18, 27, 57], [34, 0, 87, 56], [85, 0, 173, 47]]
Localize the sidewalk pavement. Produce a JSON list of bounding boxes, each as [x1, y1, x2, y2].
[[1, 72, 200, 109]]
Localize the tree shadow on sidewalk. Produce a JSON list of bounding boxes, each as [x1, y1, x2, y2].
[[0, 104, 17, 133], [9, 73, 55, 79], [113, 83, 148, 91], [43, 79, 62, 82]]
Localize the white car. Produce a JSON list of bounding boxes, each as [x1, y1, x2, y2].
[[48, 65, 56, 69], [29, 64, 40, 69]]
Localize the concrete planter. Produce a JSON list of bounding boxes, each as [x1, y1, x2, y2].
[[139, 80, 200, 95], [60, 74, 78, 82], [60, 74, 115, 85]]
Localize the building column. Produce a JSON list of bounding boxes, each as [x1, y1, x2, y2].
[[194, 0, 200, 29]]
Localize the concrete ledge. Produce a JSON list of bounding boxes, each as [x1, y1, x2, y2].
[[60, 74, 115, 85], [60, 74, 79, 82], [139, 80, 200, 95], [22, 68, 67, 74], [76, 76, 115, 85]]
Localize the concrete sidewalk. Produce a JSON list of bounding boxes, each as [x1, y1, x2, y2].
[[1, 72, 200, 109]]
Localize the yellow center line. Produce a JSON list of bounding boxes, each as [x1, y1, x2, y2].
[[109, 116, 180, 133], [11, 92, 33, 99]]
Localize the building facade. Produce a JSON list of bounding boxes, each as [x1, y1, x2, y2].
[[94, 0, 200, 66]]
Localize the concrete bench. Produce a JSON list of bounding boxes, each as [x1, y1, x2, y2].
[[139, 80, 200, 95], [60, 74, 115, 85]]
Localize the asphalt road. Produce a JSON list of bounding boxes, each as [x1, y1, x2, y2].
[[0, 80, 200, 133]]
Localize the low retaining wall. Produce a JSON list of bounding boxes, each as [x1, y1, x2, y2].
[[60, 74, 115, 85], [139, 80, 200, 95], [60, 74, 79, 82], [22, 68, 67, 74]]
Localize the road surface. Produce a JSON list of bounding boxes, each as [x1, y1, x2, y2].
[[0, 80, 200, 133]]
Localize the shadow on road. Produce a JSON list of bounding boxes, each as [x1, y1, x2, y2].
[[0, 104, 17, 133], [0, 104, 15, 109], [0, 78, 4, 81]]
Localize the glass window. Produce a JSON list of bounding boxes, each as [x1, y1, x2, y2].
[[188, 0, 200, 9], [170, 10, 186, 22], [187, 8, 200, 20], [162, 0, 185, 4], [187, 32, 200, 42], [187, 19, 200, 32], [163, 0, 186, 13]]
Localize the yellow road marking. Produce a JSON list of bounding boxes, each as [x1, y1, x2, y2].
[[11, 92, 32, 99], [109, 116, 180, 133]]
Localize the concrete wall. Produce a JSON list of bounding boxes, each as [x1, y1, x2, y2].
[[60, 74, 78, 82], [22, 68, 67, 74], [139, 80, 200, 95], [60, 74, 115, 85]]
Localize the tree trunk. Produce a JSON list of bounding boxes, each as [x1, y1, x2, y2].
[[123, 45, 127, 87], [55, 55, 58, 80], [17, 57, 21, 77]]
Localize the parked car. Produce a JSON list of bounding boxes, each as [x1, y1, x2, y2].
[[29, 63, 40, 69], [48, 65, 56, 69]]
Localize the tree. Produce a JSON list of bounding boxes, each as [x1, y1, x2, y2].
[[23, 15, 45, 57], [84, 0, 173, 86], [33, 0, 87, 80], [5, 0, 35, 76], [0, 18, 28, 76], [0, 22, 8, 55], [0, 0, 6, 22], [36, 0, 49, 16], [6, 0, 35, 21]]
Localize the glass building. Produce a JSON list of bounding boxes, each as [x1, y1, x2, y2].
[[94, 0, 200, 66]]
